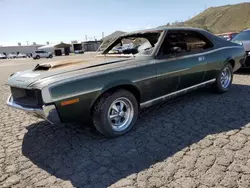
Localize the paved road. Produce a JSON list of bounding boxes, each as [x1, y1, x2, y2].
[[1, 57, 250, 188]]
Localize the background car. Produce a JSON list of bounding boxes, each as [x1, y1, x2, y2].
[[0, 53, 7, 59], [17, 53, 27, 58], [74, 50, 84, 54], [231, 29, 250, 67], [32, 50, 53, 60], [7, 53, 17, 59], [217, 32, 239, 41]]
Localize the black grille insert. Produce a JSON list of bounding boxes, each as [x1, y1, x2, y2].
[[11, 87, 43, 108]]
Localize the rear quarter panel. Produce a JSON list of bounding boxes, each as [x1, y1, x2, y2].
[[204, 46, 245, 81]]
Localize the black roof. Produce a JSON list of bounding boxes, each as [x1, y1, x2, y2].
[[121, 27, 208, 37]]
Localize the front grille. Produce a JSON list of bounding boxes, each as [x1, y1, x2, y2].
[[10, 87, 43, 108]]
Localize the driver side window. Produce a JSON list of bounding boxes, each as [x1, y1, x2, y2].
[[158, 30, 214, 57]]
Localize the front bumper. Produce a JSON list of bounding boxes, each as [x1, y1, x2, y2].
[[6, 95, 61, 124]]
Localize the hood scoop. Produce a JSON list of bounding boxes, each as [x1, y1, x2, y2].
[[33, 57, 131, 72], [34, 60, 86, 71]]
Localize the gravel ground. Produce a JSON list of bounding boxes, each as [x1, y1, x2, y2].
[[1, 57, 250, 188]]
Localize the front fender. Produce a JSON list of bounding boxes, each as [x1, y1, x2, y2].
[[90, 80, 139, 108]]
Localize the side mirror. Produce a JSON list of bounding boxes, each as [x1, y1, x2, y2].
[[170, 46, 181, 54]]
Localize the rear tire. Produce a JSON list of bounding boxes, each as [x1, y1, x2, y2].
[[214, 63, 233, 93], [92, 90, 138, 138]]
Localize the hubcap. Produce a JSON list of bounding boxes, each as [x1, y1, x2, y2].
[[108, 97, 134, 132], [221, 67, 232, 89]]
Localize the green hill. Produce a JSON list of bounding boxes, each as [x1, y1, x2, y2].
[[100, 2, 250, 50], [184, 2, 250, 34]]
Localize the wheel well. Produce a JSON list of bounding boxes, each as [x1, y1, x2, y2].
[[228, 59, 235, 69], [90, 85, 141, 114]]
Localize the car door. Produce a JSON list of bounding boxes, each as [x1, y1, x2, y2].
[[41, 51, 46, 58], [154, 30, 210, 97]]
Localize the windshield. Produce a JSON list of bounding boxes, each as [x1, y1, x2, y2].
[[103, 31, 162, 56], [232, 30, 250, 41]]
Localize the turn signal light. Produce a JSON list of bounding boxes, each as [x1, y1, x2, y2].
[[61, 98, 79, 106]]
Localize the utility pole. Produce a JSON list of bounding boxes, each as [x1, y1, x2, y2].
[[85, 35, 88, 41], [102, 32, 104, 39]]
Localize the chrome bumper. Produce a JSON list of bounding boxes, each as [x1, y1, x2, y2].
[[6, 95, 61, 124]]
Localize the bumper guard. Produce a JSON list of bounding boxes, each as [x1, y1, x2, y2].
[[6, 95, 61, 124]]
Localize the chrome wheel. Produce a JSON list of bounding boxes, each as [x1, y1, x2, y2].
[[221, 67, 232, 89], [108, 97, 134, 132]]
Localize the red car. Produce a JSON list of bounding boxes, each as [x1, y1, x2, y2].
[[217, 32, 239, 41]]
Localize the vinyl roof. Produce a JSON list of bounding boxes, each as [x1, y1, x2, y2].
[[121, 27, 208, 37]]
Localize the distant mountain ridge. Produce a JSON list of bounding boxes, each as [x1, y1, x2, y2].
[[101, 2, 250, 48], [163, 2, 250, 34]]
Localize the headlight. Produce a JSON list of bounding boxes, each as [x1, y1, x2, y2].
[[248, 52, 250, 55]]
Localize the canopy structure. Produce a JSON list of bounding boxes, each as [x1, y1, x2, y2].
[[38, 42, 72, 50]]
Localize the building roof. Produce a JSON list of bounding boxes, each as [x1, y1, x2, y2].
[[38, 42, 71, 49]]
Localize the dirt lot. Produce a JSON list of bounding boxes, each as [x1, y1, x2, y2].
[[1, 56, 250, 188]]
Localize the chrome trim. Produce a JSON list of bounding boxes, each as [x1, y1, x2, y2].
[[140, 79, 216, 109], [157, 68, 190, 77], [41, 86, 53, 103], [6, 95, 61, 124]]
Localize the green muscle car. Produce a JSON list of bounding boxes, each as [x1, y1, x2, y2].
[[7, 27, 245, 137]]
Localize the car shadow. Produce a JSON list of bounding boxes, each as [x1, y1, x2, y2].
[[22, 83, 250, 188], [235, 68, 250, 75]]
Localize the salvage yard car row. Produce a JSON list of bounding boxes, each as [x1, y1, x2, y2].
[[0, 52, 30, 59]]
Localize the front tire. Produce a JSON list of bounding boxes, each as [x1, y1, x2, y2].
[[214, 63, 233, 93], [92, 90, 138, 138], [36, 55, 40, 59]]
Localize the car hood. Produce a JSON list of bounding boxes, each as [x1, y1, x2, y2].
[[232, 40, 250, 51], [7, 55, 139, 89]]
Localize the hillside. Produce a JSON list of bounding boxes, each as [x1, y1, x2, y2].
[[184, 2, 250, 33], [100, 2, 250, 50]]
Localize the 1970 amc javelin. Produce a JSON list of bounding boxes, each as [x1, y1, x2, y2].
[[7, 27, 245, 137]]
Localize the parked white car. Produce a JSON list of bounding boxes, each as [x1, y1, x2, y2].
[[7, 53, 17, 59], [17, 53, 27, 58], [32, 50, 53, 60], [0, 54, 7, 59]]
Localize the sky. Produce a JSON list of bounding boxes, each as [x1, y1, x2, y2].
[[0, 0, 247, 46]]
